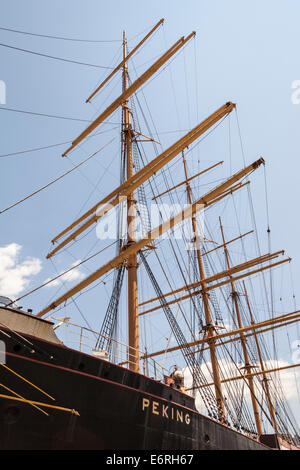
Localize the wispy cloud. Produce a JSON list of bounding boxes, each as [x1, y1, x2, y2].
[[0, 243, 41, 297], [45, 260, 84, 287]]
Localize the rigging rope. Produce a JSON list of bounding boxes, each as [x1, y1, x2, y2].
[[95, 265, 125, 357], [0, 136, 117, 215], [0, 41, 113, 68], [263, 164, 277, 363], [6, 240, 118, 307], [0, 20, 163, 45], [140, 251, 222, 420], [49, 258, 96, 335], [0, 106, 96, 122], [0, 26, 122, 43]]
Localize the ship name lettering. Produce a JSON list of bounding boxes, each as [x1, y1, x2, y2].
[[142, 397, 190, 424], [152, 401, 159, 415], [162, 404, 169, 418], [177, 410, 183, 423]]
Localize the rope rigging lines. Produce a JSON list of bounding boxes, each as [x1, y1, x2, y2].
[[95, 265, 125, 357], [0, 41, 113, 69], [1, 15, 298, 445], [0, 136, 118, 215], [0, 25, 122, 43]]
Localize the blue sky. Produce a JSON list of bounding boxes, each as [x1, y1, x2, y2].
[[0, 0, 299, 428]]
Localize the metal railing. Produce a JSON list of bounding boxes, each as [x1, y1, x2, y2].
[[50, 317, 167, 380]]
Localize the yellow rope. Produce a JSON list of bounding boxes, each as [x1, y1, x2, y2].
[[0, 363, 55, 401], [0, 383, 49, 416], [0, 393, 80, 416]]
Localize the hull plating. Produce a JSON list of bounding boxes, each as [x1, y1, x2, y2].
[[0, 331, 267, 450]]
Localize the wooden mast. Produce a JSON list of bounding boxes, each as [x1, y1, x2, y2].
[[141, 310, 300, 360], [86, 19, 164, 103], [62, 33, 195, 157], [187, 362, 300, 388], [242, 281, 278, 434], [48, 102, 234, 259], [37, 158, 265, 318], [219, 218, 263, 435], [182, 151, 225, 422], [123, 32, 140, 373]]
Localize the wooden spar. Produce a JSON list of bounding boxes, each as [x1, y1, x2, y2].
[[122, 32, 140, 373], [146, 317, 300, 371], [186, 362, 300, 390], [199, 317, 300, 352], [219, 218, 262, 435], [51, 102, 235, 246], [202, 230, 254, 257], [52, 102, 235, 244], [139, 256, 291, 315], [140, 310, 300, 360], [49, 173, 248, 264], [181, 150, 225, 421], [243, 281, 279, 434], [139, 250, 285, 308], [204, 181, 250, 206], [62, 33, 195, 157], [48, 102, 236, 258], [86, 19, 164, 103], [133, 130, 161, 145], [37, 157, 264, 318], [152, 160, 224, 200], [0, 394, 79, 416]]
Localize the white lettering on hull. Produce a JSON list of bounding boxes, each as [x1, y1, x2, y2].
[[142, 397, 191, 425]]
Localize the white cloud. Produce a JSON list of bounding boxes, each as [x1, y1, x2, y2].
[[0, 243, 42, 297], [45, 260, 84, 287], [182, 358, 300, 416], [262, 359, 300, 401]]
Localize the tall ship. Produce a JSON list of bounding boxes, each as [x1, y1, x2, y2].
[[0, 19, 299, 450]]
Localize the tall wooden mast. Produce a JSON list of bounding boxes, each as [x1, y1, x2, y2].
[[182, 151, 225, 421], [219, 219, 263, 435], [243, 281, 278, 434], [122, 32, 140, 372]]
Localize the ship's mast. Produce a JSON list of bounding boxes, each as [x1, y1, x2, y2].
[[182, 151, 225, 421], [243, 281, 278, 434], [122, 32, 140, 372], [219, 218, 263, 435]]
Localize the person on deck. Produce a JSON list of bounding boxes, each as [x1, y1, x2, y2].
[[170, 365, 186, 393]]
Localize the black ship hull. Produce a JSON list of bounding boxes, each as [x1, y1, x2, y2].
[[0, 325, 269, 451]]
